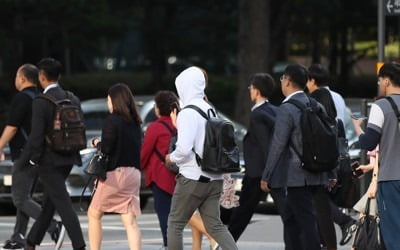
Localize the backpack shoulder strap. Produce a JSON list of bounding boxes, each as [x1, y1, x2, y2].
[[285, 98, 306, 111], [184, 105, 210, 120], [21, 89, 37, 99], [37, 93, 57, 105], [158, 120, 177, 136], [385, 96, 400, 122]]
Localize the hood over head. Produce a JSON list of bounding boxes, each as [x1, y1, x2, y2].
[[175, 66, 205, 105]]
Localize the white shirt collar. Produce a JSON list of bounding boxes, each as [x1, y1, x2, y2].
[[323, 86, 330, 91], [251, 100, 268, 111], [43, 83, 59, 93], [283, 90, 304, 103]]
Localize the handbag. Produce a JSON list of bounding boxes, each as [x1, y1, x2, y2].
[[331, 137, 360, 208], [352, 198, 385, 250], [84, 150, 108, 180]]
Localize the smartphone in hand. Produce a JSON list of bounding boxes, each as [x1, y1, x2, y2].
[[351, 113, 367, 120], [351, 161, 363, 177]]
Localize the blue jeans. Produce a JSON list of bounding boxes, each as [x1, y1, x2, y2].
[[151, 183, 172, 247], [377, 180, 400, 250]]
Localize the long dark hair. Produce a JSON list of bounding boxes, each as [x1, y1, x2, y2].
[[310, 88, 337, 120], [108, 83, 142, 124]]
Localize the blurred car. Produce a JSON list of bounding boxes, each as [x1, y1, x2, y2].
[[74, 96, 247, 208], [0, 96, 247, 209]]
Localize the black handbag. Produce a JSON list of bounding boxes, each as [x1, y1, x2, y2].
[[84, 150, 108, 181], [331, 137, 360, 208], [353, 198, 385, 250]]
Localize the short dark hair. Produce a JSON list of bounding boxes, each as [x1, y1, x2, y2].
[[284, 64, 308, 89], [19, 64, 39, 85], [108, 83, 142, 124], [249, 73, 275, 98], [378, 62, 400, 87], [308, 64, 330, 87], [155, 90, 179, 116], [37, 58, 63, 82]]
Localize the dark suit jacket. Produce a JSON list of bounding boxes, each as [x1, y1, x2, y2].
[[243, 101, 277, 178], [262, 91, 335, 188], [24, 86, 82, 167]]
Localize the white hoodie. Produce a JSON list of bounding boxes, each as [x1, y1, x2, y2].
[[169, 67, 223, 180]]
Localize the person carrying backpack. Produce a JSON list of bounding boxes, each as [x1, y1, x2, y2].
[[165, 66, 238, 250], [261, 64, 336, 250], [0, 64, 64, 250], [140, 90, 179, 249], [352, 62, 400, 249], [23, 58, 86, 250]]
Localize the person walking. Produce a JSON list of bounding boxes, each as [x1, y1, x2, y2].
[[307, 65, 357, 246], [261, 64, 336, 250], [89, 83, 142, 250], [0, 64, 63, 250], [352, 62, 400, 249], [165, 66, 238, 250], [141, 90, 179, 249], [23, 58, 86, 250], [228, 73, 291, 246], [306, 64, 346, 122]]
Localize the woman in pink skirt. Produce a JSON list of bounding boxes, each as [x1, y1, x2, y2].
[[88, 83, 143, 250]]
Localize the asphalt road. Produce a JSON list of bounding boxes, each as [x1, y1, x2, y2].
[[0, 199, 355, 250]]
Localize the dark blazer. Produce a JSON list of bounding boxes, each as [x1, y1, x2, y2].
[[100, 113, 141, 171], [24, 86, 82, 167], [243, 101, 277, 178], [262, 91, 335, 188]]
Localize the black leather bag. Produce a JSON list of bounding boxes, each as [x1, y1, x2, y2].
[[84, 151, 108, 180], [353, 198, 385, 250], [331, 137, 360, 208]]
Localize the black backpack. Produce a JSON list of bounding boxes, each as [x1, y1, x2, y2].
[[185, 105, 240, 174], [39, 92, 87, 154], [287, 97, 338, 173]]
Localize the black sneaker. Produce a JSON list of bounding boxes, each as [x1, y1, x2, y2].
[[1, 240, 24, 250], [339, 219, 357, 245], [49, 221, 66, 249]]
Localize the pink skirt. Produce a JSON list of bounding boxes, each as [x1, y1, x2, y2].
[[90, 167, 141, 215]]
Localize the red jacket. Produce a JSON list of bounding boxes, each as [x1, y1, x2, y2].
[[140, 116, 176, 195]]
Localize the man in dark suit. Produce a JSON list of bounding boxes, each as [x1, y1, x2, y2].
[[228, 73, 292, 243], [261, 64, 336, 250], [23, 58, 86, 250]]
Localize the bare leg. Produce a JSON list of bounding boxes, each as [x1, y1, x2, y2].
[[88, 206, 104, 250], [188, 211, 216, 250], [120, 212, 141, 250]]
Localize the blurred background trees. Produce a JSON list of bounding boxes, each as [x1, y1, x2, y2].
[[0, 0, 398, 124]]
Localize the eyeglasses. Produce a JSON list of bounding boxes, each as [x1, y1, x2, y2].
[[247, 85, 253, 90], [280, 75, 287, 82]]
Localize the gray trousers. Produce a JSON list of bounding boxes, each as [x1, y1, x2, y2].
[[11, 158, 56, 237], [167, 174, 238, 250]]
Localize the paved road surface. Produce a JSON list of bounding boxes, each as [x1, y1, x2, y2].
[[0, 211, 354, 250]]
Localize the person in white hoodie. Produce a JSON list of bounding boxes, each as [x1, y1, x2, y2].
[[165, 66, 238, 250]]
